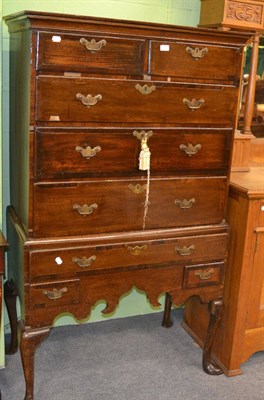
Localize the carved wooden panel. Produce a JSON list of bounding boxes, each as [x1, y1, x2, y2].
[[200, 0, 264, 30], [224, 0, 264, 29]]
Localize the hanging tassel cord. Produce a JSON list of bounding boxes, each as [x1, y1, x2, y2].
[[142, 166, 150, 230], [139, 137, 151, 230]]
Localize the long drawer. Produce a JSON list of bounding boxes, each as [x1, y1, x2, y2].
[[33, 177, 227, 237], [35, 76, 238, 125], [35, 127, 232, 179], [29, 232, 228, 279]]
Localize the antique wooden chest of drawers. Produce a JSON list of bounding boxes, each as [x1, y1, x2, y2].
[[4, 11, 250, 399]]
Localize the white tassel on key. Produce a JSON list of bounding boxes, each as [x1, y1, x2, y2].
[[139, 138, 151, 171]]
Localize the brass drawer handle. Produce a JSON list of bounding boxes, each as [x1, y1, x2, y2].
[[75, 145, 101, 159], [186, 46, 208, 60], [43, 287, 68, 300], [179, 143, 201, 156], [135, 84, 156, 95], [73, 203, 98, 215], [72, 255, 97, 268], [127, 245, 147, 255], [175, 198, 196, 209], [76, 93, 102, 107], [183, 98, 204, 110], [80, 38, 106, 52], [133, 130, 153, 141], [176, 245, 195, 256], [128, 183, 147, 194], [195, 269, 214, 280]]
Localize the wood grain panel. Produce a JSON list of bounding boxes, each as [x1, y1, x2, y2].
[[35, 76, 238, 125], [34, 127, 233, 179]]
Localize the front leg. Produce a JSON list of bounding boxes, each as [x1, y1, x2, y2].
[[20, 321, 50, 400], [202, 298, 223, 375]]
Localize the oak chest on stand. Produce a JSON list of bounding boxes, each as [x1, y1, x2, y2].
[[4, 11, 250, 399]]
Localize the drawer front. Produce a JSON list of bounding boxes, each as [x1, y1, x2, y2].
[[35, 76, 238, 125], [183, 261, 224, 289], [149, 41, 242, 83], [37, 32, 146, 76], [35, 127, 232, 179], [33, 177, 227, 237], [29, 233, 228, 279], [29, 279, 80, 309]]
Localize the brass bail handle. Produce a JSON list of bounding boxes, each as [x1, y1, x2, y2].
[[186, 46, 208, 60], [80, 38, 106, 52], [43, 287, 68, 300]]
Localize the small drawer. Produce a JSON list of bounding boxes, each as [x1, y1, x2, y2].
[[29, 279, 80, 309], [32, 177, 227, 237], [36, 31, 146, 76], [35, 76, 238, 126], [183, 262, 224, 289], [149, 40, 242, 84], [34, 127, 232, 180], [29, 232, 228, 279]]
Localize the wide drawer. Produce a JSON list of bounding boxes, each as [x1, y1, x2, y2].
[[35, 76, 238, 125], [149, 40, 242, 83], [32, 177, 227, 237], [35, 127, 232, 179], [29, 232, 228, 279], [36, 31, 146, 76]]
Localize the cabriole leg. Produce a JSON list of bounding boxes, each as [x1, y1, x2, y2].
[[20, 322, 50, 400], [202, 299, 224, 375]]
